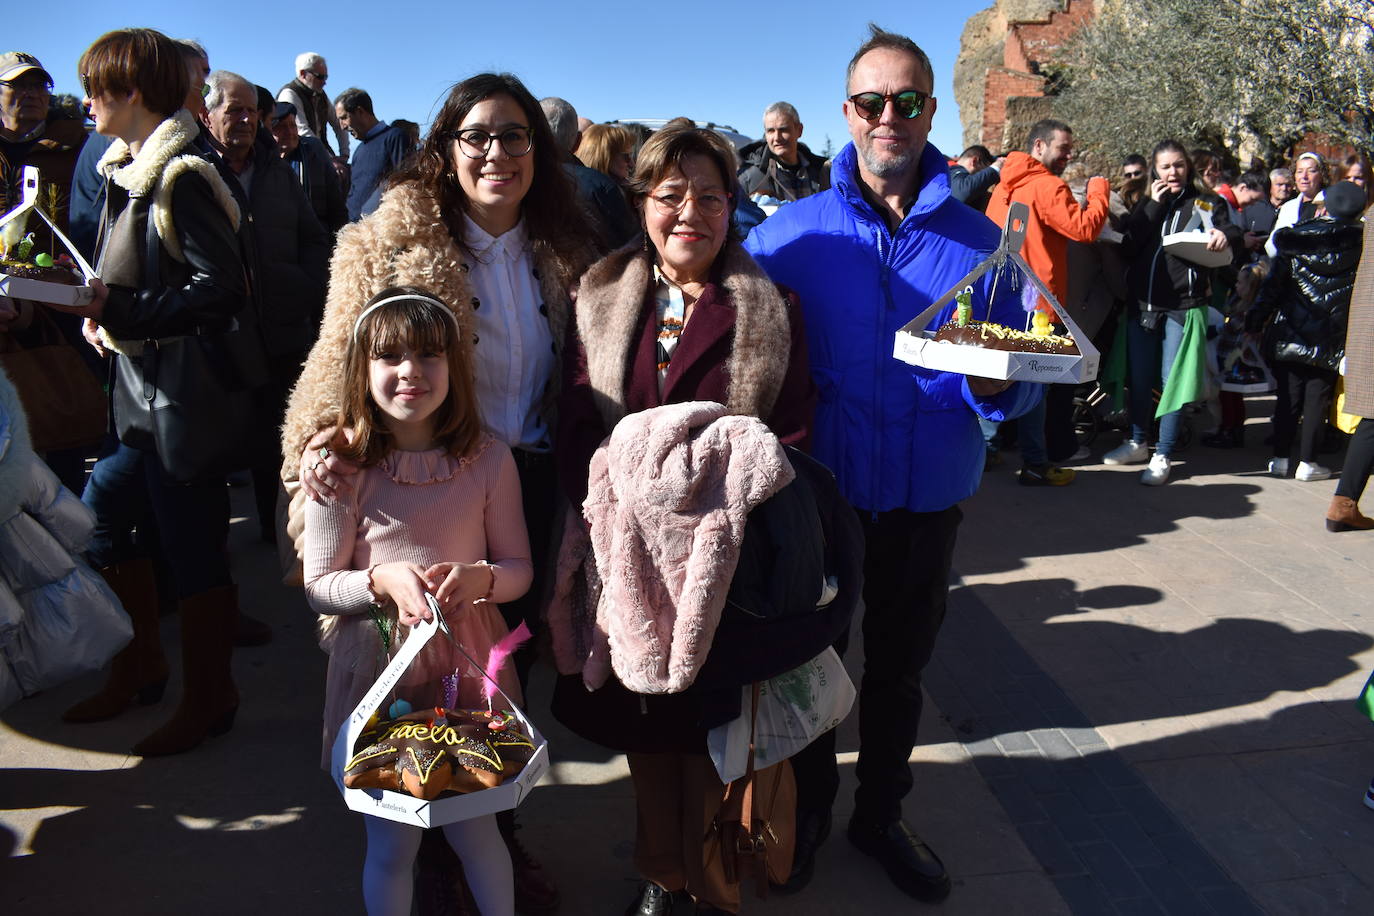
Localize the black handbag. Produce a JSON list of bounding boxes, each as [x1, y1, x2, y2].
[[111, 198, 267, 484]]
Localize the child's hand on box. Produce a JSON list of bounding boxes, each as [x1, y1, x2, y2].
[[425, 562, 495, 615]]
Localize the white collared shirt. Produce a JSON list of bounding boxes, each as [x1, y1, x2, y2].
[[463, 214, 555, 452]]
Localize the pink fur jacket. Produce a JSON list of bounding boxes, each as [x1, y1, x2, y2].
[[547, 400, 794, 695]]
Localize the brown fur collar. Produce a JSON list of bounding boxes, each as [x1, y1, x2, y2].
[[278, 180, 589, 586], [573, 242, 791, 430]]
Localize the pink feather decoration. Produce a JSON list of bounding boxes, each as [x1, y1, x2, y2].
[[482, 620, 532, 703]]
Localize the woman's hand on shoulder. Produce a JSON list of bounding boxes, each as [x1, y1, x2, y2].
[[424, 562, 496, 616], [301, 426, 359, 502], [370, 561, 433, 627]]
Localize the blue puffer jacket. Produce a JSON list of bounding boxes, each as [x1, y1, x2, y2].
[[746, 142, 1041, 513]]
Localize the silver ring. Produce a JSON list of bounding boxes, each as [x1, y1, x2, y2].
[[319, 446, 331, 460]]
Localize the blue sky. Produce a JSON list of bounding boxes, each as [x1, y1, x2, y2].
[[20, 1, 985, 158]]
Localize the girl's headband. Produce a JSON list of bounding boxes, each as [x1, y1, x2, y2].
[[352, 294, 459, 342]]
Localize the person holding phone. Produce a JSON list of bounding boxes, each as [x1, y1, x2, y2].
[[1104, 139, 1243, 485]]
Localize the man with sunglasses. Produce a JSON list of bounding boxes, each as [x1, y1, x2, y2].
[[746, 23, 1039, 903], [277, 51, 349, 162], [334, 87, 410, 221]]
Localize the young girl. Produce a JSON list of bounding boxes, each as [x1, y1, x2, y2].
[[304, 287, 531, 916]]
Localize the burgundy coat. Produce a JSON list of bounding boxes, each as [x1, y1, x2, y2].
[[556, 275, 815, 507]]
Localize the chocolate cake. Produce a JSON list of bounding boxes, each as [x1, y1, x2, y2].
[[0, 259, 81, 286], [344, 707, 536, 800], [933, 319, 1079, 355]]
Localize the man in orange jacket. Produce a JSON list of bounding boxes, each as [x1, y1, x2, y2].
[[985, 118, 1109, 486]]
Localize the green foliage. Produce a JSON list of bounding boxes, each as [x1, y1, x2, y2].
[[1051, 0, 1374, 169]]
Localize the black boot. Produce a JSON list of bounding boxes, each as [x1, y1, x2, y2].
[[772, 808, 831, 894]]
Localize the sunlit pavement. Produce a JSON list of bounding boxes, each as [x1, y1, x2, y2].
[[4, 398, 1374, 914]]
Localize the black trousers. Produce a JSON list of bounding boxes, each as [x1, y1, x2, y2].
[[792, 504, 963, 825], [1272, 362, 1336, 462], [500, 449, 558, 692], [1336, 417, 1374, 500]]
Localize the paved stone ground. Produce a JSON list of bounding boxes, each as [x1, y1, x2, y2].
[[4, 397, 1374, 914]]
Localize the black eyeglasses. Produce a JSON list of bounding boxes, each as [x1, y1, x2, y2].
[[451, 127, 533, 159], [848, 89, 929, 122], [307, 70, 328, 82]]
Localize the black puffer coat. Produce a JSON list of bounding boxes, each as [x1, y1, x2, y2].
[[1248, 218, 1363, 371]]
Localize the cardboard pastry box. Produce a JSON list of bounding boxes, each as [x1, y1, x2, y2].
[[893, 202, 1100, 384], [330, 602, 549, 828]]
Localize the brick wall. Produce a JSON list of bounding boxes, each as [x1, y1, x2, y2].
[[973, 0, 1097, 152]]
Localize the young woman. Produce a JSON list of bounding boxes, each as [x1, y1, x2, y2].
[[305, 289, 531, 916], [1105, 139, 1242, 486], [282, 74, 587, 909]]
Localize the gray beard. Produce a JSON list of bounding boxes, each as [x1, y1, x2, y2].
[[860, 144, 915, 178]]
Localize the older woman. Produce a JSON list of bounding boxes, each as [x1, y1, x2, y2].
[[281, 70, 593, 913], [554, 122, 815, 916], [1267, 152, 1328, 257], [56, 28, 249, 756]]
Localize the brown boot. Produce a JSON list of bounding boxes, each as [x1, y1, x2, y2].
[[132, 584, 239, 757], [63, 559, 169, 722], [1327, 496, 1374, 532]]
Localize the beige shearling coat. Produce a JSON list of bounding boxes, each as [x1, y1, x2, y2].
[[278, 180, 589, 580]]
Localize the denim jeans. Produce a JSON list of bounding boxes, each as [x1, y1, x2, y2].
[[1018, 394, 1049, 466], [1126, 311, 1187, 456], [82, 441, 231, 598]]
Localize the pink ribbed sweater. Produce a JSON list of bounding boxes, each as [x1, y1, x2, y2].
[[304, 435, 533, 767]]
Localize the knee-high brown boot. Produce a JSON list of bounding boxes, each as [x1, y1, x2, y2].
[[63, 558, 169, 723], [132, 584, 239, 757]]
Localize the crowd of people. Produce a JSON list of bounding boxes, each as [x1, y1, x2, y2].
[[950, 119, 1372, 518], [1, 18, 1372, 916]]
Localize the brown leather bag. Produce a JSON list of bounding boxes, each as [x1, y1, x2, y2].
[[703, 683, 796, 899], [0, 308, 106, 452]]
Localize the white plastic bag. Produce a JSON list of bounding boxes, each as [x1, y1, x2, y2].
[[707, 647, 856, 783]]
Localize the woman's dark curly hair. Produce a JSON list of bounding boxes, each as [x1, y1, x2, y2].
[[387, 72, 591, 261]]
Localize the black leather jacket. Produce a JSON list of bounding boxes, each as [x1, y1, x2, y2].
[[1248, 218, 1363, 371], [97, 162, 247, 341], [1124, 186, 1244, 311]]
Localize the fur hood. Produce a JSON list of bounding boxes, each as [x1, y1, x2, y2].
[[278, 179, 587, 583], [553, 401, 794, 694], [574, 242, 791, 431], [97, 109, 240, 263], [0, 365, 32, 521]]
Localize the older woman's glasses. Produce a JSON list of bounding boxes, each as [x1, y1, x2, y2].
[[650, 189, 731, 217], [453, 127, 533, 159], [848, 90, 928, 122]]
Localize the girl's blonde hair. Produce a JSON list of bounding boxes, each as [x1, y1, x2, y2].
[[334, 287, 482, 466]]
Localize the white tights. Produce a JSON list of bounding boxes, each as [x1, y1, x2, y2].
[[362, 813, 513, 916]]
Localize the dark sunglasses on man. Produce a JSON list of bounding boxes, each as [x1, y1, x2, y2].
[[848, 89, 929, 122]]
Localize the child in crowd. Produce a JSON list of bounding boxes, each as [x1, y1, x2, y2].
[[303, 288, 531, 916], [1204, 262, 1270, 448]]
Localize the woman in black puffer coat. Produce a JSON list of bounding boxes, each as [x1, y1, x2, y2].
[[1248, 181, 1367, 480]]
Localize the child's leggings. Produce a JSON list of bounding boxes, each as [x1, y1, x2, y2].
[[362, 812, 513, 916]]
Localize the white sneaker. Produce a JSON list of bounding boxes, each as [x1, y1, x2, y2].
[[1268, 457, 1290, 477], [1103, 440, 1149, 465], [1140, 453, 1171, 486], [1296, 461, 1333, 482]]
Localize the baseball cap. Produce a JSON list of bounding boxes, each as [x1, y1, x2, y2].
[[0, 52, 51, 84], [1324, 181, 1366, 221]]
